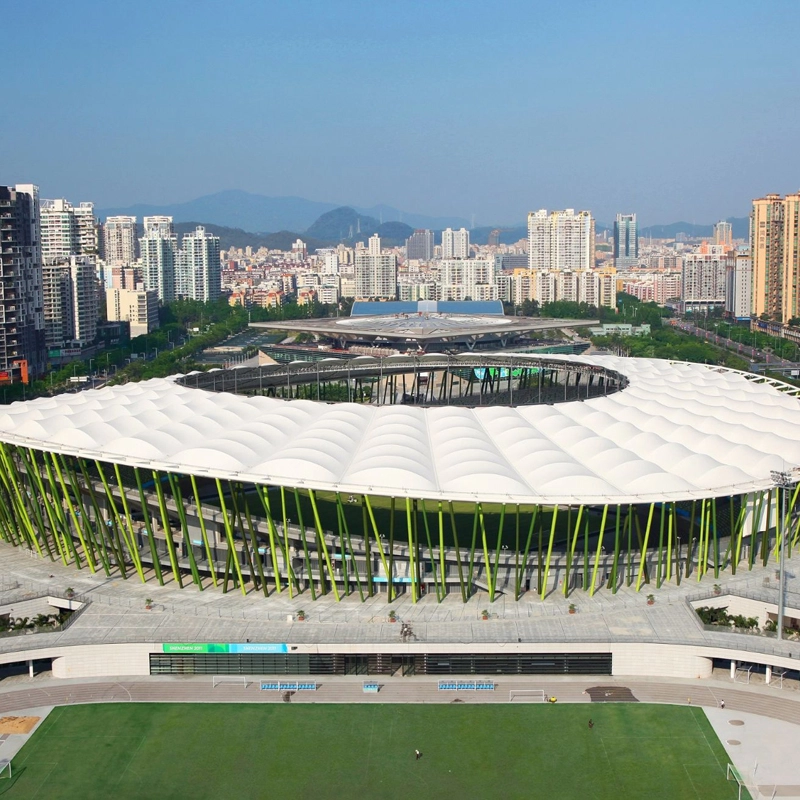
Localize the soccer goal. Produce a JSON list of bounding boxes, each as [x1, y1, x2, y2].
[[726, 764, 750, 800], [509, 689, 546, 702], [0, 759, 11, 780], [212, 675, 248, 689]]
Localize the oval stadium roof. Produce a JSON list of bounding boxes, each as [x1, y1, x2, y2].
[[1, 355, 799, 506]]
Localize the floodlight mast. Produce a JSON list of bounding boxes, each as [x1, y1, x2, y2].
[[770, 469, 799, 640]]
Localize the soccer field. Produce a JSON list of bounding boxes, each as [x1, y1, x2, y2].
[[2, 702, 741, 799]]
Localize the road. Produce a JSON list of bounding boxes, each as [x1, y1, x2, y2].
[[673, 321, 795, 368]]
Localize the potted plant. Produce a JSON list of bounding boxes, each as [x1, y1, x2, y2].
[[297, 610, 306, 621], [713, 584, 721, 596], [568, 603, 576, 614], [481, 609, 489, 620], [646, 594, 655, 606], [65, 587, 75, 599], [145, 598, 153, 610], [388, 610, 397, 623]]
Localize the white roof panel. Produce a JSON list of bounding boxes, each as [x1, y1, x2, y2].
[[1, 356, 799, 505]]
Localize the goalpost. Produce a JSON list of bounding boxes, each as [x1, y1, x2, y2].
[[508, 689, 546, 703], [0, 759, 11, 780], [726, 764, 751, 800], [212, 675, 249, 689]]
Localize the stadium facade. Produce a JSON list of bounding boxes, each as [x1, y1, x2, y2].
[[0, 354, 799, 606]]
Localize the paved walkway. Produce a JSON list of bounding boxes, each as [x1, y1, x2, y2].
[[2, 542, 800, 661]]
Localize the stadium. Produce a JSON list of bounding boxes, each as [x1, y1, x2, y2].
[[0, 352, 798, 609]]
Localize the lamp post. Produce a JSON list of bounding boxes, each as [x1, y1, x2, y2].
[[770, 469, 797, 640]]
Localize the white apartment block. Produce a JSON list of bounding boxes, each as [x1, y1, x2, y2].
[[140, 217, 177, 302], [180, 226, 221, 302], [40, 199, 98, 264], [42, 256, 99, 348], [441, 227, 470, 259], [103, 216, 137, 266], [725, 252, 752, 320], [531, 268, 615, 308], [682, 247, 728, 313], [368, 234, 381, 256], [354, 253, 397, 299], [438, 258, 495, 301], [106, 287, 160, 338], [622, 273, 682, 305], [528, 209, 595, 271]]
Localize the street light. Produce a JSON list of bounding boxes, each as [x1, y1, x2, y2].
[[770, 469, 798, 640]]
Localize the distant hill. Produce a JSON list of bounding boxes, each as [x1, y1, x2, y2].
[[99, 190, 470, 235], [639, 217, 749, 240], [305, 207, 414, 246], [173, 222, 332, 252], [469, 226, 528, 245]]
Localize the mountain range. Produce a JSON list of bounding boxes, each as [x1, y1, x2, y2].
[[100, 190, 751, 249], [98, 190, 469, 234]]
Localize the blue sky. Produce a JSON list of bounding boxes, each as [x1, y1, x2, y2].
[[4, 0, 800, 226]]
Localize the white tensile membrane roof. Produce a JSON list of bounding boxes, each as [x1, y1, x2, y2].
[[1, 355, 799, 506]]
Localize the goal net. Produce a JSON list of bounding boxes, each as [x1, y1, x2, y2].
[[509, 689, 546, 702], [212, 675, 248, 689], [726, 764, 752, 800]]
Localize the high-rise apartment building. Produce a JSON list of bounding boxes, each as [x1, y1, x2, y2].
[[713, 220, 733, 249], [682, 247, 728, 314], [40, 199, 99, 264], [368, 234, 381, 256], [354, 252, 397, 299], [0, 184, 45, 380], [42, 256, 100, 348], [104, 216, 137, 266], [725, 250, 752, 321], [179, 226, 221, 302], [406, 229, 434, 261], [751, 193, 800, 322], [441, 227, 470, 259], [140, 216, 177, 302], [528, 209, 595, 271], [613, 213, 638, 268], [438, 258, 496, 301]]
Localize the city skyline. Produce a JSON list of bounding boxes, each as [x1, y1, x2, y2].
[[4, 1, 800, 225]]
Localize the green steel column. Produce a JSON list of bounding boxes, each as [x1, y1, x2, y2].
[[477, 503, 493, 601], [95, 461, 145, 581], [334, 495, 351, 597], [190, 474, 219, 587], [589, 504, 609, 596], [540, 505, 559, 600], [76, 458, 117, 575], [731, 500, 747, 574], [686, 500, 697, 578], [467, 505, 479, 598], [60, 455, 108, 573], [15, 448, 55, 559], [665, 503, 675, 583], [514, 505, 521, 600], [0, 444, 44, 554], [228, 482, 261, 592], [610, 506, 622, 593], [696, 498, 707, 579], [29, 449, 70, 565], [438, 502, 447, 601], [711, 499, 720, 579], [167, 473, 202, 589], [214, 477, 246, 595], [405, 497, 418, 603], [50, 452, 97, 573], [364, 495, 393, 600], [362, 501, 373, 598], [518, 506, 538, 599], [419, 500, 439, 601], [153, 471, 183, 587], [129, 465, 164, 584], [490, 504, 506, 601], [762, 489, 773, 567], [449, 502, 468, 602], [45, 455, 81, 567], [388, 498, 396, 602], [634, 503, 656, 592], [255, 486, 285, 594], [308, 489, 340, 601], [656, 503, 665, 588], [292, 488, 316, 599], [563, 505, 584, 597], [337, 494, 363, 601]]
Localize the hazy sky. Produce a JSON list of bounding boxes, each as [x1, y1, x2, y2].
[[4, 0, 800, 226]]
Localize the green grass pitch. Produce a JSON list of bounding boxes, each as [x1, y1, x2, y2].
[[3, 703, 741, 799]]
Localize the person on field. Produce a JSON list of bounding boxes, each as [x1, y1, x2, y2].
[[415, 749, 422, 760]]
